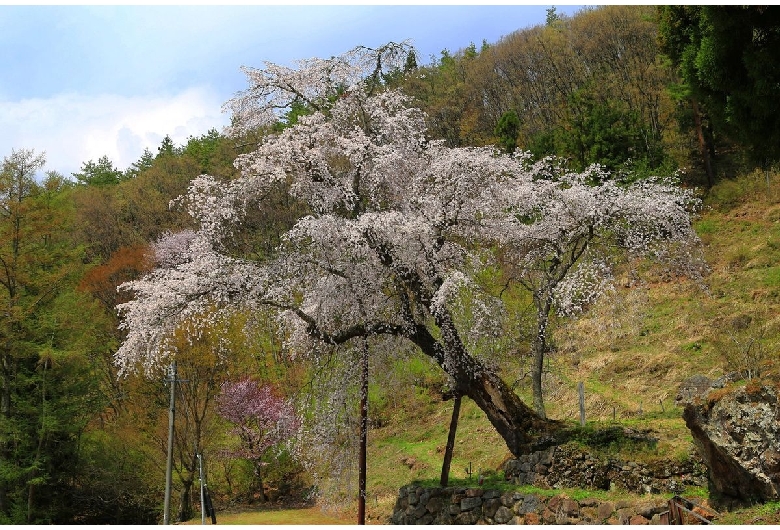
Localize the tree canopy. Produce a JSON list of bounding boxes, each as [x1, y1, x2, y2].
[[115, 43, 705, 454], [658, 6, 780, 165]]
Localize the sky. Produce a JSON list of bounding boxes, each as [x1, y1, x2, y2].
[[0, 4, 586, 178]]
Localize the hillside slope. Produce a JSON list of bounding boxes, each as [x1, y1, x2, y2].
[[359, 168, 780, 523]]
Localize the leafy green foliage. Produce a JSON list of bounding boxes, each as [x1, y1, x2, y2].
[[72, 155, 125, 186], [658, 6, 780, 165], [495, 109, 520, 154]]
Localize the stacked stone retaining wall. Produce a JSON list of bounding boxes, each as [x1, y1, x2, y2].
[[504, 443, 707, 495], [391, 485, 674, 525], [391, 442, 708, 524]]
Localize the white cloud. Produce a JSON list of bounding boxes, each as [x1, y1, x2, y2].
[[0, 87, 230, 177]]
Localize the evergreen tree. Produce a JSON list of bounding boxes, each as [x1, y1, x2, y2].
[[72, 155, 124, 186], [659, 6, 780, 166], [0, 150, 103, 522]]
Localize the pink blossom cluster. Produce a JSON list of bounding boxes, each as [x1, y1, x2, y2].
[[215, 377, 299, 462]]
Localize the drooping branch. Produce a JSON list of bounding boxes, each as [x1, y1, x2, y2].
[[116, 43, 705, 459]]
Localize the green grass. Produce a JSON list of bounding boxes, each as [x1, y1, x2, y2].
[[210, 170, 780, 525]]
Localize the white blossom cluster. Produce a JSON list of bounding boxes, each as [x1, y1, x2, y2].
[[115, 43, 706, 451]]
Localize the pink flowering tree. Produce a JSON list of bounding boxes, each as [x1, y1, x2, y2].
[[116, 42, 706, 455], [215, 377, 299, 502]]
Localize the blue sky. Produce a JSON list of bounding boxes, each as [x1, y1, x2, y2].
[[0, 4, 585, 178]]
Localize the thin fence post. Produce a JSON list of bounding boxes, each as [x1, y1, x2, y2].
[[577, 382, 586, 427]]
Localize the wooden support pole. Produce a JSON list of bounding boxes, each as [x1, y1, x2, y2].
[[440, 395, 462, 487], [358, 340, 368, 525]]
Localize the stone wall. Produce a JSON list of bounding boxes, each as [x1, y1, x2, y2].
[[390, 439, 709, 524], [504, 443, 707, 495], [391, 485, 674, 525]]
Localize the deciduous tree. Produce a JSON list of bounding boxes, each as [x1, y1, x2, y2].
[[216, 377, 299, 503], [116, 43, 705, 455]]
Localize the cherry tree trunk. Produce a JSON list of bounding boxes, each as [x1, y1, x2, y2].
[[408, 322, 552, 457], [461, 370, 550, 457], [531, 329, 548, 420]]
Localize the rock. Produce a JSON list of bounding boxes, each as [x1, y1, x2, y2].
[[455, 511, 479, 524], [495, 506, 514, 524], [634, 500, 664, 519], [425, 496, 443, 514], [597, 501, 615, 521], [418, 514, 434, 525], [483, 498, 502, 518], [684, 381, 780, 504], [461, 496, 483, 511], [524, 512, 540, 525], [500, 492, 516, 507], [541, 507, 556, 524], [629, 514, 650, 525], [407, 491, 418, 505], [514, 495, 539, 515], [676, 375, 712, 406], [617, 507, 636, 524], [483, 489, 501, 499]]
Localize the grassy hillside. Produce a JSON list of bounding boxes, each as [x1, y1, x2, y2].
[[352, 168, 780, 524], [175, 169, 780, 525]]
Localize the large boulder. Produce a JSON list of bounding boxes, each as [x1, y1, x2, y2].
[[683, 379, 780, 505]]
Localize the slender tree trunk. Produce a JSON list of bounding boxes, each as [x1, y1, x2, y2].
[[0, 353, 11, 516], [253, 462, 267, 503], [178, 478, 193, 522], [28, 360, 47, 524], [531, 339, 547, 420], [440, 395, 461, 487], [691, 98, 715, 188], [530, 293, 552, 420]]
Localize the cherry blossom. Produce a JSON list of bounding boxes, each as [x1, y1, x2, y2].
[[116, 43, 706, 453]]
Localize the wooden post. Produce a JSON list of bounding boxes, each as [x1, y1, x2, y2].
[[358, 340, 368, 525], [578, 382, 585, 427], [440, 395, 462, 487]]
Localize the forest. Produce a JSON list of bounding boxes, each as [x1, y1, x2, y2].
[[2, 6, 780, 524]]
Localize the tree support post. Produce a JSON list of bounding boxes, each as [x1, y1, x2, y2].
[[358, 339, 368, 525], [440, 394, 462, 487]]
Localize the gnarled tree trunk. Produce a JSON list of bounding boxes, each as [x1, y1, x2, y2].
[[407, 315, 553, 457]]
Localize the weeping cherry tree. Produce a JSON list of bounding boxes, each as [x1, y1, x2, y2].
[[115, 42, 706, 457]]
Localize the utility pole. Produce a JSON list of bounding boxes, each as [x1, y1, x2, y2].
[[197, 453, 206, 525], [164, 361, 178, 525]]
